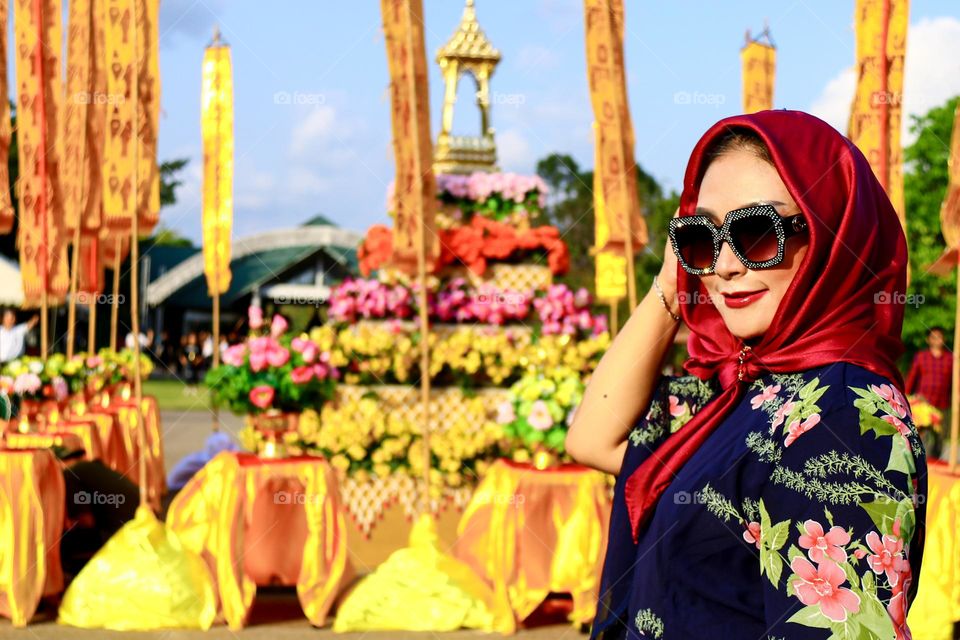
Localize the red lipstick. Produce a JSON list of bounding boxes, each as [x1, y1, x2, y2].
[[722, 289, 767, 309]]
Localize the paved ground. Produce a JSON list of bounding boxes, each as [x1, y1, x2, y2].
[[0, 405, 581, 638]]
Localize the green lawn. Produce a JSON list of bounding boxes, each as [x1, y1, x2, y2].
[[142, 378, 212, 411]]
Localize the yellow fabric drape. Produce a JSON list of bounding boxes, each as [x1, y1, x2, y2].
[[136, 0, 160, 235], [201, 41, 233, 296], [166, 452, 352, 630], [0, 449, 65, 627], [0, 0, 15, 234], [4, 431, 87, 456], [98, 396, 164, 508], [740, 38, 775, 113], [13, 0, 70, 306], [453, 459, 612, 632], [848, 0, 909, 228], [62, 0, 92, 234], [593, 123, 627, 302], [906, 463, 960, 638], [100, 0, 137, 233], [58, 506, 217, 630], [381, 0, 439, 276], [584, 0, 647, 257]]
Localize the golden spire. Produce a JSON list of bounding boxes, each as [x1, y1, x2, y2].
[[437, 0, 501, 65], [434, 0, 500, 175]]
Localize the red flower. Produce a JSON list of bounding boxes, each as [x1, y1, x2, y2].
[[358, 225, 393, 276], [790, 556, 861, 622]]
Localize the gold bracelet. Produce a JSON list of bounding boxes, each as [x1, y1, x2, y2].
[[653, 276, 681, 322]]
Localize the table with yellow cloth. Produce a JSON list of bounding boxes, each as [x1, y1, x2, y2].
[[0, 449, 65, 627], [907, 460, 960, 639], [453, 458, 612, 632], [166, 451, 353, 630], [90, 397, 165, 508], [4, 431, 89, 458]]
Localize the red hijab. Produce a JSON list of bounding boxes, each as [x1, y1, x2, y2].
[[625, 110, 908, 541]]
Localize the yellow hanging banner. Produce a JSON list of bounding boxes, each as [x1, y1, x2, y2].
[[101, 0, 137, 233], [63, 0, 93, 234], [201, 37, 233, 296], [14, 0, 69, 306], [381, 0, 439, 277], [0, 0, 15, 234], [740, 30, 775, 113], [136, 0, 160, 235], [584, 0, 647, 258], [848, 0, 909, 228], [593, 125, 626, 302]]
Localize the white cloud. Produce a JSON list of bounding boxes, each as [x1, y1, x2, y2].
[[808, 16, 960, 142], [284, 167, 330, 197], [496, 129, 534, 172], [515, 45, 560, 73], [289, 105, 340, 157]]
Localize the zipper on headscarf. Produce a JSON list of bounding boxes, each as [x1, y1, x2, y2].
[[737, 344, 752, 382]]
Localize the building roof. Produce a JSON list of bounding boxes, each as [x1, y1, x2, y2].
[[437, 0, 500, 64]]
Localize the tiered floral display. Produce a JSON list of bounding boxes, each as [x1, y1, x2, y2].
[[208, 171, 609, 534]]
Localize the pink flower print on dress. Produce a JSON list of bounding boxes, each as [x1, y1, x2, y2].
[[790, 556, 861, 622], [798, 520, 850, 563], [668, 396, 688, 418], [871, 383, 908, 418], [772, 400, 796, 429], [751, 384, 782, 409], [784, 413, 821, 447], [742, 522, 761, 549], [864, 531, 909, 588]]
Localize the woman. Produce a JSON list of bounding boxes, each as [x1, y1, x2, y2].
[[567, 110, 925, 639]]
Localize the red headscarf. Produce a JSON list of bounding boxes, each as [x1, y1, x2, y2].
[[625, 110, 908, 541]]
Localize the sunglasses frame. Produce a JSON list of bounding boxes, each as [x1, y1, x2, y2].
[[668, 204, 808, 275]]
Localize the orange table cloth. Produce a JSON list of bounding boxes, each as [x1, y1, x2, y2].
[[907, 460, 960, 639], [0, 449, 65, 627], [166, 452, 352, 630], [453, 459, 612, 633], [90, 396, 165, 507], [4, 432, 89, 458]]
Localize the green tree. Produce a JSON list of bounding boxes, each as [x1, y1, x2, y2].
[[903, 95, 959, 364], [159, 158, 189, 207]]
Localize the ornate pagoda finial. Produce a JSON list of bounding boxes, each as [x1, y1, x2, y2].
[[434, 0, 501, 174]]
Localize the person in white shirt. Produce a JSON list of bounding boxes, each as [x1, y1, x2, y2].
[[0, 309, 39, 363], [124, 331, 150, 350]]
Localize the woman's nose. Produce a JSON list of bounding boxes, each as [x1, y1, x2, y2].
[[713, 240, 746, 279]]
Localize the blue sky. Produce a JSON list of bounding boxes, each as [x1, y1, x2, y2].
[[90, 1, 960, 242]]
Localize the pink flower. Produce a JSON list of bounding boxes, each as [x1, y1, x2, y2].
[[248, 337, 271, 372], [248, 305, 263, 330], [13, 373, 41, 395], [249, 385, 274, 409], [668, 395, 688, 418], [271, 314, 288, 337], [790, 556, 861, 622], [871, 383, 909, 418], [291, 337, 318, 363], [864, 531, 909, 588], [784, 413, 821, 447], [751, 384, 781, 409], [52, 376, 68, 401], [223, 344, 246, 367], [798, 520, 850, 563], [527, 400, 554, 431], [772, 400, 796, 429], [266, 345, 290, 368], [887, 591, 909, 640], [290, 365, 315, 384], [85, 355, 103, 368], [882, 414, 912, 437], [743, 522, 761, 548]]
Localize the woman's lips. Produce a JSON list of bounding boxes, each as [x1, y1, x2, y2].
[[722, 289, 768, 309]]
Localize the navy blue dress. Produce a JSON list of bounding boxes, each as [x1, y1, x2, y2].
[[591, 363, 926, 640]]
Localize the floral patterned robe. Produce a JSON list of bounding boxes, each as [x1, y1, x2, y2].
[[591, 363, 926, 640]]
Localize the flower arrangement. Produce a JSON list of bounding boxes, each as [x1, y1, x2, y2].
[[92, 349, 155, 387], [534, 284, 608, 338], [310, 323, 608, 388], [269, 394, 504, 494], [430, 278, 531, 324], [3, 356, 73, 402], [386, 172, 548, 226], [358, 217, 570, 278], [495, 368, 585, 457], [327, 278, 416, 324], [206, 309, 339, 415]]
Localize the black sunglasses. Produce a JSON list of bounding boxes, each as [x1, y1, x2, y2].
[[668, 204, 808, 275]]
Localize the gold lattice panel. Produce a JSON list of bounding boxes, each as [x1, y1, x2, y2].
[[338, 472, 474, 537], [442, 263, 552, 292], [334, 384, 510, 434]]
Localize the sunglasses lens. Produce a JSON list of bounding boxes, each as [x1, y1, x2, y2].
[[730, 214, 780, 264], [674, 224, 715, 271]]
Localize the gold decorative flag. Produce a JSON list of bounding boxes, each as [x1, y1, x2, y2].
[[848, 0, 909, 228], [201, 36, 233, 296], [593, 125, 626, 302], [63, 0, 93, 234], [584, 0, 647, 258], [0, 0, 15, 234], [101, 231, 129, 267], [13, 0, 69, 306], [101, 0, 137, 233], [740, 30, 775, 113], [380, 0, 439, 276], [940, 101, 960, 249], [83, 0, 108, 233], [77, 232, 103, 295], [136, 0, 160, 235]]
